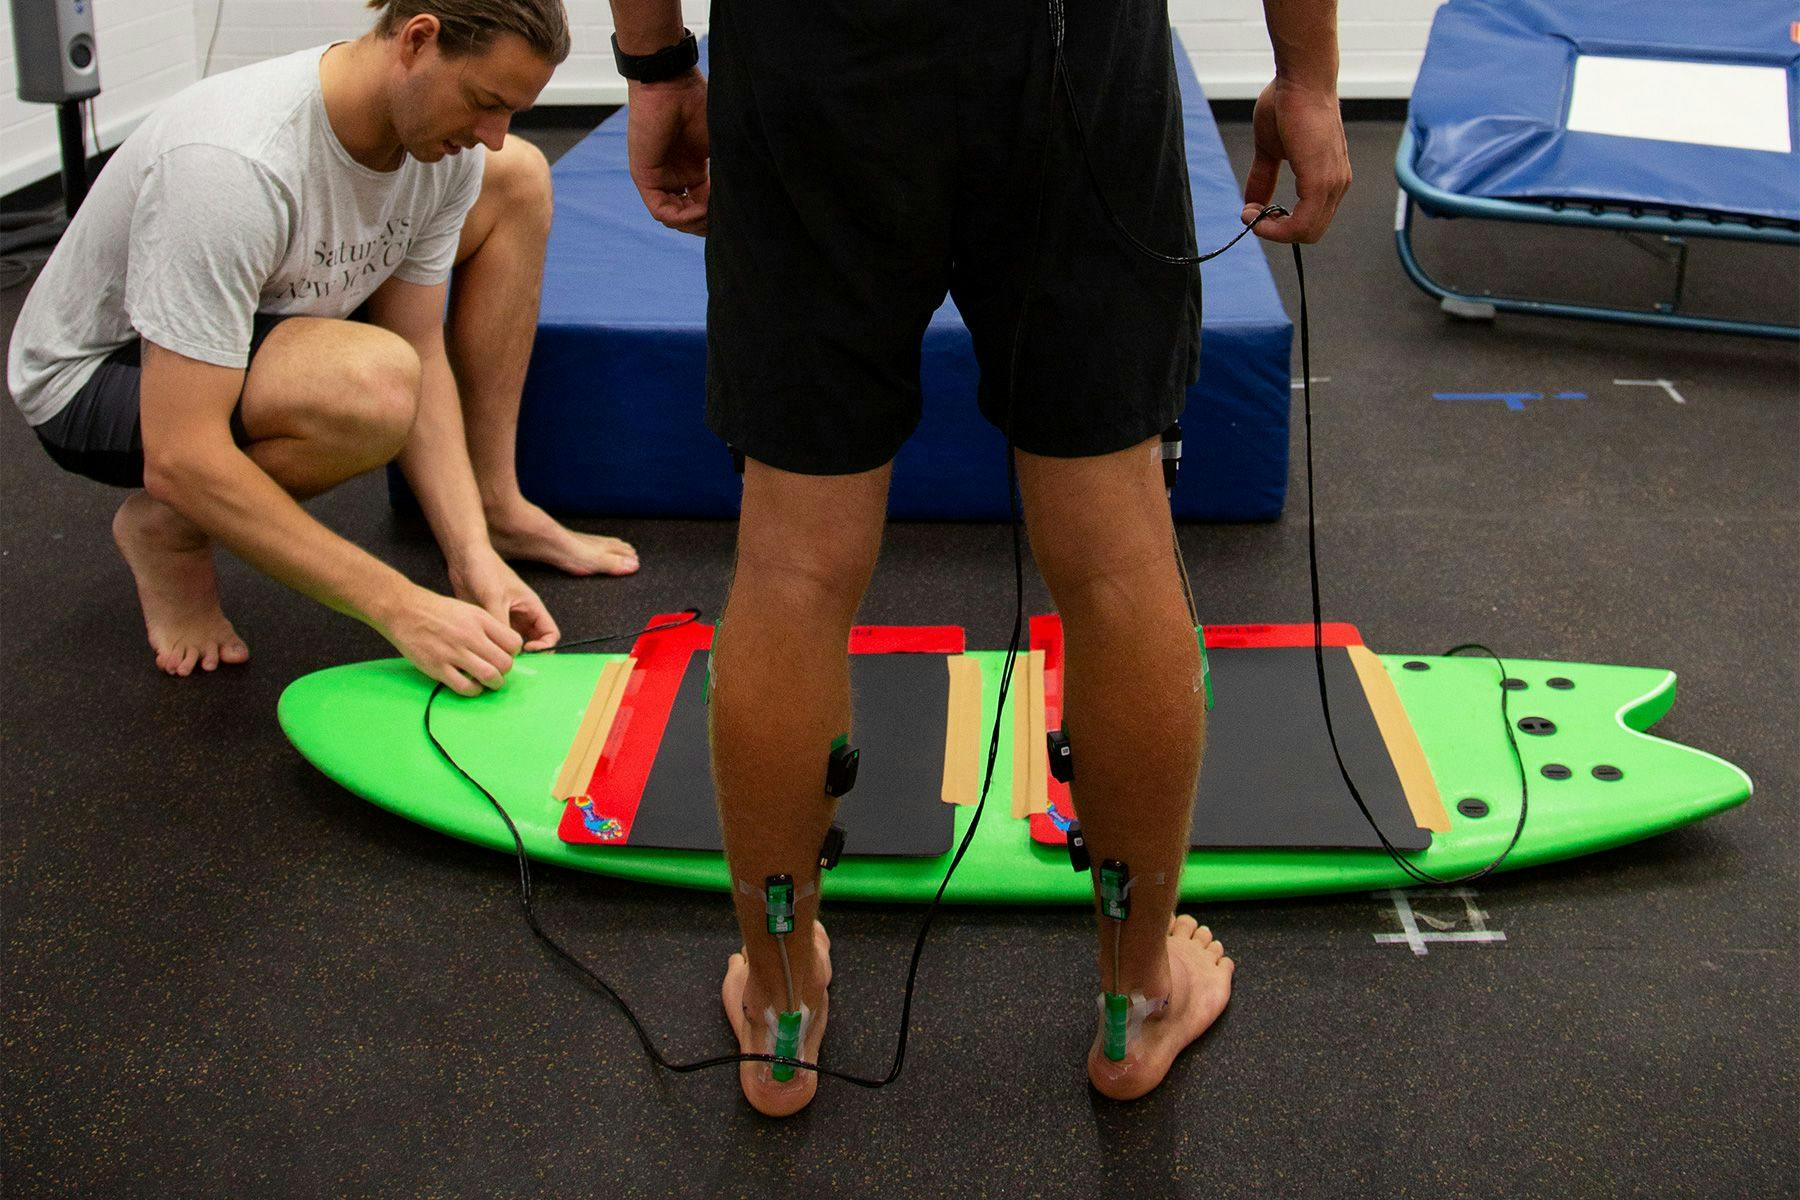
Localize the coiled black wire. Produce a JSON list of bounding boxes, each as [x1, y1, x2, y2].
[[420, 0, 1531, 1093]]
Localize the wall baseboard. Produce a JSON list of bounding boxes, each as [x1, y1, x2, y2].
[[531, 72, 1421, 108]]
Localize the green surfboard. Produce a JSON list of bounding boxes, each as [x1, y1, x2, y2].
[[278, 643, 1750, 904]]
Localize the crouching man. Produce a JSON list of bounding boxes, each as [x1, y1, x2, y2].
[[7, 0, 638, 694]]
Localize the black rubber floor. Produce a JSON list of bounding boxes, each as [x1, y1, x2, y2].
[[4, 114, 1795, 1199]]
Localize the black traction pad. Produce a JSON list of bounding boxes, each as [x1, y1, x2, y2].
[[626, 645, 1425, 856], [1192, 646, 1428, 850], [628, 652, 955, 856]]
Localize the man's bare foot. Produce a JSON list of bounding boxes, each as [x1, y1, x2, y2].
[[486, 499, 638, 577], [1087, 914, 1234, 1101], [721, 921, 832, 1118], [111, 494, 250, 677]]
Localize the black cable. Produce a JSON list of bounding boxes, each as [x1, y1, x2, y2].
[[419, 0, 1531, 1095], [417, 6, 1081, 1088], [1289, 247, 1528, 884], [1048, 0, 1530, 883], [426, 512, 1027, 1087]]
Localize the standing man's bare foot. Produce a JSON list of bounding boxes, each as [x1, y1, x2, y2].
[[486, 498, 638, 577], [111, 493, 250, 676], [1087, 914, 1234, 1101], [721, 921, 832, 1117]]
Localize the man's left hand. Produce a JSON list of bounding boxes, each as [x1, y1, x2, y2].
[[450, 550, 561, 652], [1240, 78, 1352, 244]]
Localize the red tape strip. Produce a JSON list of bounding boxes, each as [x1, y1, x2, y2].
[[558, 612, 712, 846], [559, 622, 969, 846]]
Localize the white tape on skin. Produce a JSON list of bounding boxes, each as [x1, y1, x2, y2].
[[735, 879, 818, 902], [1095, 992, 1170, 1049], [1120, 872, 1168, 900], [761, 1002, 813, 1078]]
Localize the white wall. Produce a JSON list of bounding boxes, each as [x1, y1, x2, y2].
[[194, 0, 1440, 102], [193, 0, 713, 102], [2, 1, 1438, 195], [1176, 0, 1443, 100], [1, 0, 198, 197]]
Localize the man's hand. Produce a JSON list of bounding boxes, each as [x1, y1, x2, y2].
[[1239, 78, 1351, 244], [626, 71, 709, 235], [379, 585, 526, 697], [449, 549, 560, 653]]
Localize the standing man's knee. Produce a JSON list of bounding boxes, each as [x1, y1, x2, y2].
[[1019, 445, 1173, 606], [731, 462, 891, 622]]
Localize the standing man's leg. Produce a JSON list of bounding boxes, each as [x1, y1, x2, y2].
[[710, 459, 891, 1118], [447, 134, 639, 577], [1015, 438, 1234, 1101]]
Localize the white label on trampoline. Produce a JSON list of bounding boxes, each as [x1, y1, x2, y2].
[[1567, 56, 1792, 154]]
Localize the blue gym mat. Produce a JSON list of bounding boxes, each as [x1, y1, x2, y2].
[[513, 34, 1292, 520]]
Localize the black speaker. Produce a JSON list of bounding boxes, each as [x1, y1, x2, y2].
[[10, 0, 101, 103]]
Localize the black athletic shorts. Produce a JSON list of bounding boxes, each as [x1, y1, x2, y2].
[[704, 0, 1204, 475], [34, 313, 296, 489]]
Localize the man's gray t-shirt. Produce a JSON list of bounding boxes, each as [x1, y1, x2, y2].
[[7, 44, 486, 427]]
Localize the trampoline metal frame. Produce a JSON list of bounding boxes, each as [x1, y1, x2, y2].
[[1393, 126, 1800, 341]]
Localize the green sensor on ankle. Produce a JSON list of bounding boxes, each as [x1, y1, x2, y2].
[[773, 1009, 803, 1082], [1103, 992, 1130, 1061]]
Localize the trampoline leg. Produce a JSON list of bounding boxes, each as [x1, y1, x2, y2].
[[1440, 296, 1497, 321], [1656, 236, 1690, 316], [1396, 190, 1497, 322]]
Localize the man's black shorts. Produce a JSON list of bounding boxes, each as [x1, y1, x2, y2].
[[704, 0, 1204, 476], [33, 313, 295, 489]]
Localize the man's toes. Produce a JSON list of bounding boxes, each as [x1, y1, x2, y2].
[[1204, 939, 1225, 962], [201, 646, 220, 671], [222, 638, 249, 664], [1173, 914, 1199, 937], [173, 645, 199, 676], [1220, 955, 1235, 975], [1192, 923, 1211, 943]]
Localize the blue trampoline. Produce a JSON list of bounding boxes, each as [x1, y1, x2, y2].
[[507, 34, 1292, 522], [1398, 0, 1800, 339]]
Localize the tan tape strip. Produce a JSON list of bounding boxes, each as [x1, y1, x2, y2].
[[941, 656, 982, 806], [1347, 645, 1450, 833], [1011, 651, 1032, 817], [551, 660, 633, 802], [1011, 651, 1049, 819]]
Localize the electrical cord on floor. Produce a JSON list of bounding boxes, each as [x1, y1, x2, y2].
[[425, 483, 1027, 1087], [1048, 0, 1529, 883], [418, 0, 1532, 1090]]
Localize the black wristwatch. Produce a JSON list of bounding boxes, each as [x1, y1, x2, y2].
[[612, 29, 698, 83]]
